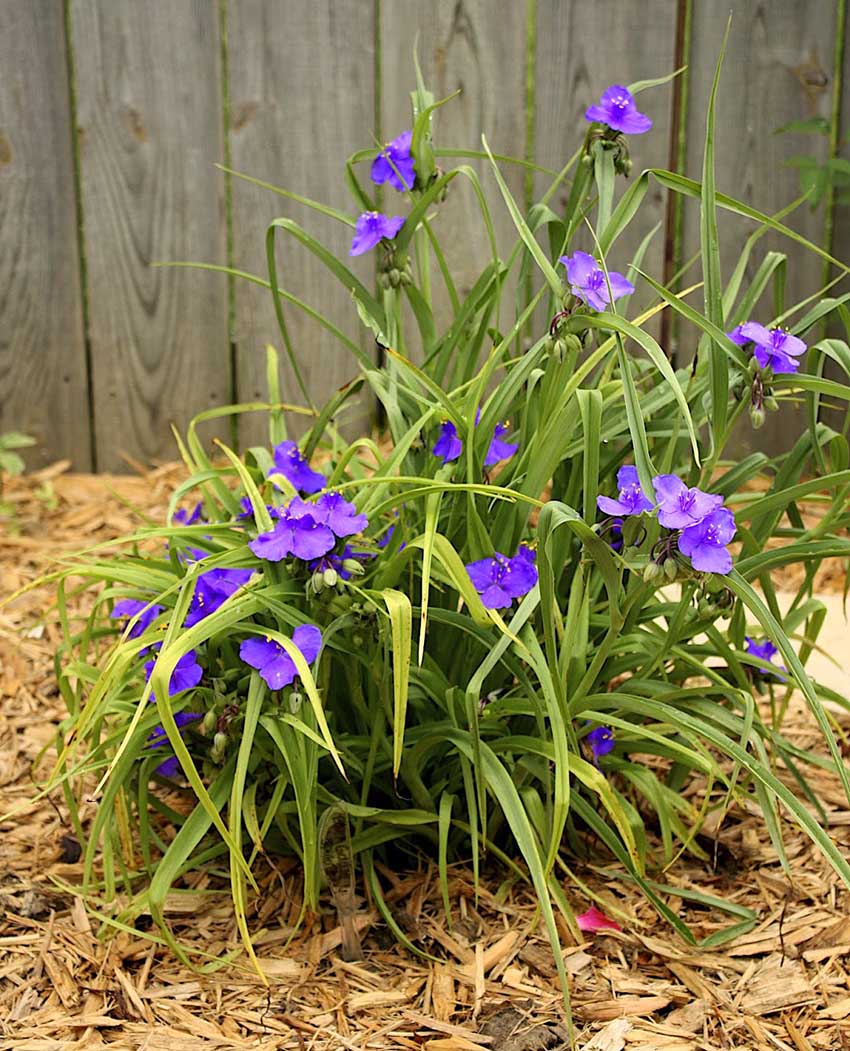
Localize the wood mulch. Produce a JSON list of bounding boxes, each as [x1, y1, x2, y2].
[[2, 461, 850, 1050]]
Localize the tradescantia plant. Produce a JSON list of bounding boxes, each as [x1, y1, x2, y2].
[[38, 43, 850, 1019]]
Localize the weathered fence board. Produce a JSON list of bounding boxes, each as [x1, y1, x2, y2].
[[535, 0, 678, 339], [228, 0, 377, 447], [1, 1, 848, 469], [680, 1, 837, 454], [0, 0, 91, 468], [70, 0, 230, 471], [380, 0, 528, 361]]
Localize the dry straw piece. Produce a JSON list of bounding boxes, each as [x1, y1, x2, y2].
[[1, 463, 850, 1048]]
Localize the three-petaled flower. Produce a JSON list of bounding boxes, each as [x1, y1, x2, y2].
[[240, 624, 323, 690], [653, 475, 723, 530], [249, 493, 368, 564], [587, 725, 615, 766], [597, 465, 654, 517], [585, 85, 652, 135], [559, 251, 634, 312], [112, 598, 163, 639], [465, 545, 538, 609], [144, 648, 204, 701], [678, 507, 736, 574], [371, 130, 415, 192], [350, 211, 405, 256], [745, 636, 787, 681], [727, 322, 806, 375], [270, 440, 326, 494], [184, 564, 253, 628]]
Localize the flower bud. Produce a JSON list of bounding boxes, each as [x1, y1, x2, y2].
[[201, 709, 217, 735], [763, 396, 779, 413], [644, 562, 664, 584], [323, 567, 339, 588], [399, 270, 412, 286], [342, 558, 365, 577], [288, 690, 303, 714], [378, 271, 392, 290], [749, 406, 766, 429], [663, 558, 678, 582], [388, 268, 401, 287], [211, 731, 228, 762], [698, 598, 713, 618], [309, 570, 325, 595], [747, 357, 760, 377]]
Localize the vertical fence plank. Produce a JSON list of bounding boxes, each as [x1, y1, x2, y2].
[[0, 0, 90, 468], [71, 0, 229, 471], [227, 0, 376, 448], [681, 2, 835, 454], [379, 0, 528, 353], [535, 0, 678, 337]]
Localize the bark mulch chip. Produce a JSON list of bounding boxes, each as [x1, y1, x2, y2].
[[1, 462, 849, 1048]]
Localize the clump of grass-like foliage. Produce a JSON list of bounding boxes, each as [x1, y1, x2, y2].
[[28, 47, 850, 1016]]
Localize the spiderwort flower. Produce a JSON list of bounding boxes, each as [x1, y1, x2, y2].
[[558, 251, 634, 312], [585, 85, 652, 135], [678, 507, 736, 574], [239, 624, 323, 690], [173, 503, 205, 526], [370, 130, 415, 192], [147, 710, 200, 778], [745, 637, 787, 681], [144, 649, 204, 699], [652, 474, 723, 530], [249, 506, 335, 562], [349, 212, 405, 256], [111, 598, 163, 639], [432, 421, 463, 463], [485, 422, 519, 466], [726, 322, 806, 375], [310, 491, 369, 538], [587, 725, 615, 766], [184, 566, 253, 628], [466, 545, 538, 609], [597, 465, 654, 517], [270, 440, 325, 495]]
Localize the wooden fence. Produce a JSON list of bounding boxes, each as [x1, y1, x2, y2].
[[1, 0, 848, 470]]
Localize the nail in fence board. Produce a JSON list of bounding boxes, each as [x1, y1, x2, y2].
[[0, 0, 91, 469], [228, 0, 376, 449], [71, 0, 230, 471]]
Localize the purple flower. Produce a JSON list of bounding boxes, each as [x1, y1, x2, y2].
[[239, 624, 323, 690], [652, 475, 723, 530], [173, 503, 205, 526], [310, 491, 369, 538], [371, 130, 415, 192], [608, 518, 624, 553], [678, 507, 736, 574], [587, 725, 615, 766], [558, 251, 634, 312], [184, 566, 253, 628], [350, 212, 405, 257], [485, 422, 519, 467], [432, 420, 463, 463], [466, 545, 538, 609], [432, 414, 518, 467], [249, 508, 335, 563], [147, 710, 200, 778], [112, 598, 163, 639], [597, 465, 654, 518], [728, 322, 806, 375], [270, 440, 325, 495], [745, 636, 787, 681], [585, 85, 652, 135], [144, 649, 204, 700]]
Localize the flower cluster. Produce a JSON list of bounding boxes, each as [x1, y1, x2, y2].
[[350, 129, 414, 256], [596, 467, 736, 574], [465, 545, 538, 610], [249, 492, 368, 563]]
